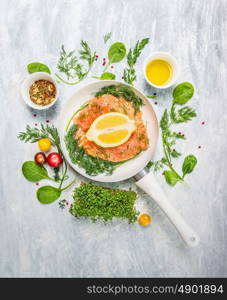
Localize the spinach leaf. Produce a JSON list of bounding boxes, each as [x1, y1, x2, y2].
[[164, 170, 182, 186], [100, 72, 116, 80], [173, 82, 194, 105], [182, 155, 197, 178], [22, 161, 53, 182], [27, 62, 51, 74], [37, 186, 61, 204], [108, 42, 126, 63]]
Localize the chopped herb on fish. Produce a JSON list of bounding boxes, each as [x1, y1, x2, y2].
[[65, 124, 122, 175], [95, 84, 143, 111]]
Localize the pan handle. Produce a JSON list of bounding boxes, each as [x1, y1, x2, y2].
[[135, 172, 199, 247]]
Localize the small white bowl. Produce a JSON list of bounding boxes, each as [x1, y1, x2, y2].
[[143, 52, 180, 89], [21, 72, 59, 110]]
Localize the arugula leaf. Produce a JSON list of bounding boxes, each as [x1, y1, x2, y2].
[[103, 32, 112, 43], [27, 62, 51, 74], [123, 38, 149, 85], [173, 82, 194, 105]]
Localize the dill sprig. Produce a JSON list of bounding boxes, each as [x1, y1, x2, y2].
[[123, 38, 149, 85], [147, 82, 197, 186], [103, 32, 112, 43], [55, 41, 96, 85], [65, 125, 121, 176], [95, 84, 143, 111]]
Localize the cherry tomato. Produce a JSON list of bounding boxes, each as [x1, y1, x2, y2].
[[138, 213, 151, 227], [47, 152, 63, 167], [34, 152, 46, 165], [38, 138, 52, 152]]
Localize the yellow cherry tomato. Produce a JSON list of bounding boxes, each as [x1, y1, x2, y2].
[[139, 213, 151, 227], [38, 138, 52, 152]]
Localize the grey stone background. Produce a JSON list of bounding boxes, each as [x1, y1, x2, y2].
[[0, 0, 227, 277]]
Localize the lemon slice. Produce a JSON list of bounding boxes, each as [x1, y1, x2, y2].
[[86, 112, 136, 148]]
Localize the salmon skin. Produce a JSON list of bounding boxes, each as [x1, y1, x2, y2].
[[73, 94, 149, 162]]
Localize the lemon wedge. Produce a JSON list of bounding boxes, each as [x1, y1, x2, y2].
[[86, 112, 136, 148]]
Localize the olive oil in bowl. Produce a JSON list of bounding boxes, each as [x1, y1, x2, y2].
[[146, 59, 173, 86], [144, 52, 179, 89]]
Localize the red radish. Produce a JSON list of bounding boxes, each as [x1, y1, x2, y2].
[[47, 152, 63, 167], [34, 152, 46, 165]]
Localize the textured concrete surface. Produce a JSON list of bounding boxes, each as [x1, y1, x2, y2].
[[0, 0, 227, 277]]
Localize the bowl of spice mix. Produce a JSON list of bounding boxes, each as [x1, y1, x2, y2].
[[21, 72, 59, 110]]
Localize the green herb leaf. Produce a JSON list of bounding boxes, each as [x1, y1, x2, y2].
[[56, 42, 96, 85], [27, 62, 51, 74], [127, 38, 149, 67], [155, 81, 197, 186], [100, 72, 116, 80], [65, 124, 121, 176], [95, 84, 143, 111], [108, 42, 126, 63], [146, 157, 167, 171], [103, 32, 112, 43], [123, 38, 149, 85], [170, 105, 197, 123], [70, 183, 139, 223], [170, 149, 181, 158], [37, 186, 61, 204], [182, 155, 197, 178], [173, 82, 194, 105], [160, 109, 169, 131], [22, 161, 53, 182], [164, 170, 182, 186]]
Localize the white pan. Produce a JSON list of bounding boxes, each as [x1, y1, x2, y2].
[[59, 80, 199, 247]]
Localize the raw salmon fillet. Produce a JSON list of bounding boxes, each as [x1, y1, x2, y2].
[[73, 94, 149, 162]]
